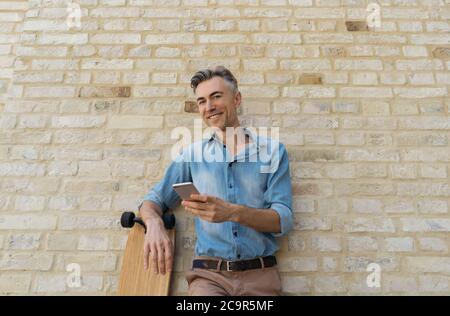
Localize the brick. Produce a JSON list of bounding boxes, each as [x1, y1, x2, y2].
[[14, 195, 45, 211], [78, 235, 109, 251], [52, 116, 106, 128], [315, 276, 346, 293], [0, 274, 32, 294], [384, 199, 414, 214], [401, 218, 450, 232], [343, 218, 395, 233], [38, 33, 88, 45], [49, 196, 80, 211], [411, 35, 450, 45], [294, 217, 332, 231], [81, 59, 133, 70], [46, 233, 78, 251], [356, 34, 406, 44], [402, 46, 428, 57], [380, 72, 406, 85], [348, 237, 378, 252], [299, 74, 322, 85], [280, 59, 331, 71], [406, 257, 450, 274], [282, 87, 335, 98], [0, 253, 53, 271], [384, 237, 414, 252], [90, 33, 141, 44], [340, 87, 392, 98], [390, 164, 417, 179], [91, 7, 140, 17], [420, 165, 448, 179], [7, 233, 41, 250], [417, 199, 448, 214], [252, 33, 301, 44], [399, 21, 422, 32], [281, 276, 311, 294], [79, 86, 130, 98], [398, 117, 450, 130], [152, 73, 177, 84], [145, 34, 194, 44], [432, 47, 450, 58], [35, 274, 66, 293], [345, 21, 368, 31], [312, 236, 341, 252], [352, 198, 382, 214], [279, 257, 318, 272], [14, 72, 64, 83], [0, 162, 45, 176], [59, 215, 120, 230], [396, 59, 443, 71], [283, 117, 338, 129], [107, 115, 163, 129], [419, 276, 450, 293], [384, 276, 417, 293], [418, 238, 448, 252], [47, 161, 78, 176], [24, 86, 76, 98]]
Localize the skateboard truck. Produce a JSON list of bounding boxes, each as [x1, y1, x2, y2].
[[120, 211, 175, 233]]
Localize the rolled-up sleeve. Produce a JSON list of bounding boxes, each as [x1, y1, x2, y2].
[[263, 143, 294, 237], [141, 147, 192, 213]]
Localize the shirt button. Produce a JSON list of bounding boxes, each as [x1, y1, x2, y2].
[[229, 184, 232, 188], [233, 232, 237, 237], [237, 254, 241, 259]]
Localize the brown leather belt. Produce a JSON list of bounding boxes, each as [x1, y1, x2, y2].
[[193, 256, 277, 272]]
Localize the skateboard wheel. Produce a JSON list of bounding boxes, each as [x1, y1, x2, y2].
[[121, 212, 136, 228], [162, 213, 175, 229]]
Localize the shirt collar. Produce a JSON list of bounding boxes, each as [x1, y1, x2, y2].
[[207, 127, 255, 143]]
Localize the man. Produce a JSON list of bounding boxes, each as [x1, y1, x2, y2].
[[139, 66, 293, 296]]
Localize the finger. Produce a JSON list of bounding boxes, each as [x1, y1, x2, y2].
[[185, 207, 204, 216], [164, 240, 173, 272], [157, 242, 166, 275], [189, 194, 208, 202], [182, 201, 208, 210], [188, 208, 214, 221], [150, 243, 158, 274], [143, 242, 150, 270]]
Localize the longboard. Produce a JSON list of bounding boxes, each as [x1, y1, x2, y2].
[[118, 212, 175, 296]]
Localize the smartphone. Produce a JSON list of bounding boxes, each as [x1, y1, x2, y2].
[[172, 182, 200, 201]]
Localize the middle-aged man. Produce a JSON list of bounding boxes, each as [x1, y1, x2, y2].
[[138, 65, 293, 296]]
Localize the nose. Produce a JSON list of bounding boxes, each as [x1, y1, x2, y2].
[[206, 99, 215, 111]]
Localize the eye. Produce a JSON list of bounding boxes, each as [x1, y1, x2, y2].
[[214, 95, 221, 99], [198, 100, 205, 105]]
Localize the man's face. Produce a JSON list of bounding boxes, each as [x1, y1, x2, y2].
[[195, 76, 241, 131]]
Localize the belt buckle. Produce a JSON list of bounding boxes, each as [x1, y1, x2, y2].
[[226, 261, 232, 272]]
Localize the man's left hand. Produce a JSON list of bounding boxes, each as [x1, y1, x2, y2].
[[182, 194, 237, 223]]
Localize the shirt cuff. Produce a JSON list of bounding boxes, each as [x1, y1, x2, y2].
[[141, 190, 166, 213], [270, 202, 293, 237]]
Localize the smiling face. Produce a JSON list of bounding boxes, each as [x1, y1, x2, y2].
[[195, 76, 241, 131]]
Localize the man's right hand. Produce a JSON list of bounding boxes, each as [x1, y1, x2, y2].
[[143, 218, 173, 275]]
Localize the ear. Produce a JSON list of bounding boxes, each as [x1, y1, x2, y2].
[[234, 91, 242, 109]]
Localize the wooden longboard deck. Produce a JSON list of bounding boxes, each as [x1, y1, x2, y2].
[[118, 223, 175, 296]]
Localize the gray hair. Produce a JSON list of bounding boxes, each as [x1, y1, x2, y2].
[[190, 65, 238, 94]]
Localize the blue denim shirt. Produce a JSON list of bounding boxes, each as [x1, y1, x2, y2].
[[142, 128, 293, 261]]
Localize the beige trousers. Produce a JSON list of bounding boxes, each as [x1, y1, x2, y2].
[[185, 256, 283, 296]]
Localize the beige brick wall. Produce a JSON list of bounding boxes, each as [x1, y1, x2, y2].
[[0, 0, 449, 295]]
